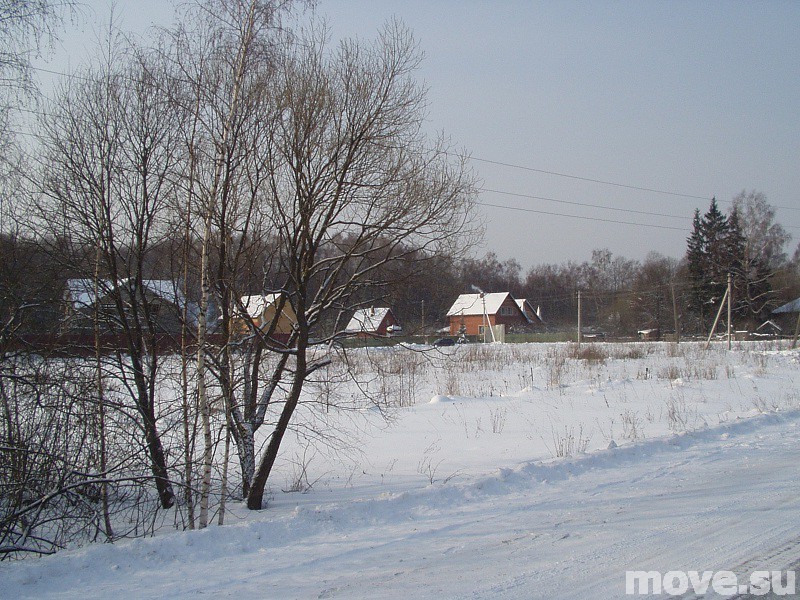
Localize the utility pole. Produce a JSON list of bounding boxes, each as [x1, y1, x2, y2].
[[727, 272, 732, 350], [670, 281, 681, 344], [705, 273, 732, 350], [421, 299, 426, 344], [480, 292, 496, 343], [482, 293, 487, 343], [577, 290, 582, 347]]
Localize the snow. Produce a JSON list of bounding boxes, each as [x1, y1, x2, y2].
[[773, 297, 800, 314], [239, 293, 284, 319], [65, 278, 186, 309], [345, 307, 393, 334], [445, 292, 514, 317], [64, 278, 114, 309], [3, 341, 800, 599]]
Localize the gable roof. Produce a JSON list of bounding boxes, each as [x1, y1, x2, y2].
[[239, 293, 285, 319], [141, 280, 186, 308], [65, 278, 185, 309], [773, 298, 800, 314], [345, 307, 393, 333], [757, 320, 782, 332], [446, 292, 515, 317], [515, 298, 543, 324], [66, 278, 111, 309]]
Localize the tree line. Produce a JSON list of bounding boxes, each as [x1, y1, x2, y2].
[[7, 188, 798, 344], [450, 191, 798, 338]]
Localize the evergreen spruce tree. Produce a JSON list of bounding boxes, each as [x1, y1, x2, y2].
[[686, 198, 730, 332], [686, 209, 708, 327], [686, 197, 777, 333], [725, 208, 747, 320]]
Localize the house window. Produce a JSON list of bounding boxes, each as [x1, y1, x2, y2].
[[500, 306, 514, 316]]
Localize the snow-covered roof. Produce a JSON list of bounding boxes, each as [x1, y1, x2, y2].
[[141, 280, 186, 307], [239, 293, 285, 319], [757, 320, 782, 332], [65, 278, 110, 309], [446, 293, 514, 317], [65, 278, 185, 309], [345, 307, 392, 333], [773, 298, 800, 314]]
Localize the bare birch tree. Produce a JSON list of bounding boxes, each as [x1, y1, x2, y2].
[[34, 34, 182, 509], [728, 191, 789, 326], [162, 0, 299, 525]]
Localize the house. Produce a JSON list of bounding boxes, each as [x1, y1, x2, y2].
[[345, 307, 401, 338], [515, 298, 544, 326], [772, 298, 800, 333], [755, 320, 782, 338], [63, 278, 186, 333], [445, 292, 529, 336], [233, 293, 297, 340], [773, 298, 800, 314]]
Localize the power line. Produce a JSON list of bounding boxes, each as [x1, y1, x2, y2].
[[481, 187, 688, 221], [478, 188, 800, 231], [462, 153, 710, 200], [33, 65, 94, 82], [6, 123, 800, 233], [13, 62, 800, 227], [22, 63, 800, 216], [25, 63, 800, 215], [459, 153, 800, 214], [476, 201, 689, 232]]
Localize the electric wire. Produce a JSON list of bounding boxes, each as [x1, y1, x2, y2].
[[10, 64, 800, 230], [461, 153, 710, 201], [476, 201, 689, 232]]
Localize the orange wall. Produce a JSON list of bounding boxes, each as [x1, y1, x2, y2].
[[449, 314, 496, 336], [448, 298, 528, 335]]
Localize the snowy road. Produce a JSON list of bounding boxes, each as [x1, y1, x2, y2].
[[4, 410, 800, 599]]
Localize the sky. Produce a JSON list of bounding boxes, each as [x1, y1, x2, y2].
[[34, 0, 800, 269]]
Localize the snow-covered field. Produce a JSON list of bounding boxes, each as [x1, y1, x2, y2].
[[3, 340, 800, 599]]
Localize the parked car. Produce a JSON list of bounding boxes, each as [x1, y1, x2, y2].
[[433, 337, 455, 347]]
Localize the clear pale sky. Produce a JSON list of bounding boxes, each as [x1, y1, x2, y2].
[[37, 0, 800, 269]]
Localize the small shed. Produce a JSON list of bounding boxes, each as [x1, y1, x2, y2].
[[637, 328, 661, 341], [755, 320, 782, 337]]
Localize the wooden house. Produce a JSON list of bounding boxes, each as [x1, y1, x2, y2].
[[772, 298, 800, 334], [515, 298, 544, 326], [233, 293, 297, 340], [344, 307, 401, 338], [445, 292, 529, 336], [63, 278, 185, 333]]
